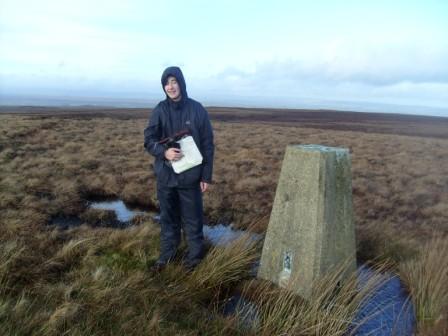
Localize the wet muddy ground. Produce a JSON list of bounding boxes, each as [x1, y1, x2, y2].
[[49, 198, 415, 335]]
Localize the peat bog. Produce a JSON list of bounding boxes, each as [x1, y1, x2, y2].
[[1, 107, 447, 335]]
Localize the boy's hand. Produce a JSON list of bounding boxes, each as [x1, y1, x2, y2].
[[165, 148, 183, 161], [200, 182, 209, 193]]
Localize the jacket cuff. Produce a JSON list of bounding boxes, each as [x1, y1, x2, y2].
[[153, 143, 166, 159], [201, 173, 212, 184]]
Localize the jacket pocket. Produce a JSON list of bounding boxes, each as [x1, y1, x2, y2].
[[178, 165, 202, 186], [154, 159, 163, 176]]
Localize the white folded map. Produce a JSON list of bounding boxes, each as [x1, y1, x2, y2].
[[171, 136, 203, 174]]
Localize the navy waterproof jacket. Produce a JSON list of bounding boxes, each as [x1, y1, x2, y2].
[[144, 67, 214, 187]]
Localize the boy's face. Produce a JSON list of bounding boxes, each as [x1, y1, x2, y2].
[[164, 76, 182, 101]]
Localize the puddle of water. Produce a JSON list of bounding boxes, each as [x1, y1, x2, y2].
[[225, 268, 415, 336], [221, 294, 260, 330], [49, 215, 83, 228], [203, 224, 262, 246], [353, 266, 415, 335], [90, 200, 146, 222], [89, 200, 261, 246], [53, 199, 415, 335]]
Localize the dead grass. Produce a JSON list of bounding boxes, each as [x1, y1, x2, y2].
[[399, 236, 448, 335], [1, 112, 447, 238], [0, 220, 256, 335], [240, 261, 391, 335], [1, 109, 447, 334]]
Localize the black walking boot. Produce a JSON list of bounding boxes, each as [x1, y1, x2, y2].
[[149, 261, 167, 273]]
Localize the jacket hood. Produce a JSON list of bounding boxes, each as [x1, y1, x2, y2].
[[161, 66, 188, 106]]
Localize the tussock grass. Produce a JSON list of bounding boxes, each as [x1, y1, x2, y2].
[[0, 241, 26, 290], [0, 222, 258, 335], [241, 261, 391, 336], [0, 238, 46, 295], [183, 233, 259, 301], [399, 236, 448, 335], [1, 113, 447, 238], [42, 238, 96, 278], [356, 221, 419, 265], [1, 110, 447, 334]]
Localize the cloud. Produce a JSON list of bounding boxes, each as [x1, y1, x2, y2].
[[1, 0, 447, 113], [192, 53, 448, 110], [211, 42, 448, 89], [0, 0, 169, 80]]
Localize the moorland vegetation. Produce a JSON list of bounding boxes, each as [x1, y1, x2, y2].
[[1, 108, 447, 335]]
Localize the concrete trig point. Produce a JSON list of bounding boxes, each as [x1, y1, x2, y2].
[[257, 144, 356, 298]]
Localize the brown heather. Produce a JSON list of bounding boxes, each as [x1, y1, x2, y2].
[[1, 107, 447, 335]]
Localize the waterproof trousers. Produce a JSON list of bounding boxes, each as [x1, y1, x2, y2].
[[157, 184, 204, 266]]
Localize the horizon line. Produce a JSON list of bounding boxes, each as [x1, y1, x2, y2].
[[0, 93, 447, 118]]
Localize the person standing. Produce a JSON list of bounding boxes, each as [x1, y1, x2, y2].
[[144, 66, 214, 272]]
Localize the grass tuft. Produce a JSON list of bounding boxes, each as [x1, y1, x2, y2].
[[399, 236, 448, 335], [241, 260, 391, 335]]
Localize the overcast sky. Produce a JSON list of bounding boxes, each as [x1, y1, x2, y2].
[[0, 0, 447, 115]]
